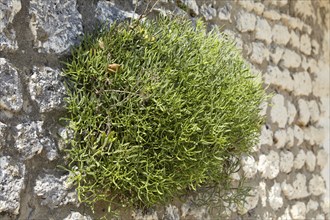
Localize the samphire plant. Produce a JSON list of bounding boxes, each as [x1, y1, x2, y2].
[[62, 15, 266, 213]]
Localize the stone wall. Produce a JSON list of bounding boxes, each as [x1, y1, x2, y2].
[[0, 0, 329, 219]]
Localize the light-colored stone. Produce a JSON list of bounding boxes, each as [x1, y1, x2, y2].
[[272, 24, 290, 45], [293, 125, 304, 145], [270, 94, 287, 128], [286, 127, 294, 147], [314, 214, 325, 220], [306, 58, 319, 74], [250, 42, 269, 64], [0, 122, 6, 149], [218, 4, 231, 21], [200, 4, 216, 21], [274, 129, 286, 148], [258, 151, 280, 179], [280, 150, 294, 173], [29, 66, 66, 113], [178, 0, 199, 15], [258, 181, 267, 207], [307, 199, 319, 212], [281, 49, 301, 69], [297, 99, 310, 126], [290, 202, 306, 220], [311, 39, 320, 55], [289, 30, 300, 49], [303, 24, 312, 35], [133, 209, 158, 220], [236, 11, 256, 32], [29, 0, 83, 54], [163, 205, 180, 220], [263, 10, 281, 21], [281, 14, 304, 30], [293, 72, 312, 96], [181, 202, 209, 219], [309, 175, 326, 196], [317, 149, 328, 170], [63, 212, 92, 220], [237, 188, 259, 214], [278, 207, 292, 220], [312, 61, 330, 97], [287, 101, 297, 125], [282, 173, 309, 200], [264, 65, 293, 91], [252, 2, 264, 15], [259, 124, 273, 146], [0, 0, 21, 51], [0, 58, 23, 112], [300, 34, 311, 55], [238, 0, 254, 12], [293, 0, 315, 20], [294, 149, 306, 169], [34, 174, 77, 209], [0, 156, 25, 215], [308, 100, 320, 123], [268, 182, 283, 210], [241, 155, 257, 178], [255, 17, 272, 44], [321, 199, 330, 215], [269, 46, 284, 65], [305, 151, 316, 172], [304, 126, 326, 145]]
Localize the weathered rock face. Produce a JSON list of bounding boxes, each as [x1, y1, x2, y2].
[[0, 0, 329, 219]]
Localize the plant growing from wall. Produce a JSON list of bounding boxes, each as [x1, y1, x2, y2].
[[62, 15, 266, 214]]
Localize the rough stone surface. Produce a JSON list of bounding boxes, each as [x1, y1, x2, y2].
[[0, 122, 6, 149], [263, 9, 281, 21], [0, 58, 23, 112], [272, 24, 290, 45], [258, 151, 279, 179], [237, 188, 259, 214], [270, 94, 287, 128], [300, 34, 311, 55], [305, 151, 316, 172], [0, 156, 25, 215], [0, 0, 20, 51], [95, 1, 138, 24], [317, 149, 328, 170], [268, 182, 283, 210], [289, 30, 300, 49], [308, 100, 320, 123], [241, 155, 257, 178], [293, 72, 312, 96], [286, 127, 294, 148], [163, 205, 180, 220], [290, 202, 306, 220], [282, 173, 309, 200], [29, 66, 66, 113], [264, 65, 293, 91], [307, 199, 319, 213], [34, 174, 77, 209], [218, 4, 231, 21], [294, 149, 306, 169], [281, 49, 301, 69], [63, 212, 92, 220], [269, 46, 284, 65], [259, 125, 273, 146], [309, 175, 326, 196], [200, 4, 216, 21], [250, 42, 269, 64], [287, 101, 297, 125], [280, 150, 294, 173], [293, 125, 304, 146], [29, 0, 83, 54], [236, 11, 256, 32], [255, 17, 272, 44], [179, 0, 199, 16], [297, 99, 311, 126], [274, 129, 286, 149], [278, 207, 292, 220]]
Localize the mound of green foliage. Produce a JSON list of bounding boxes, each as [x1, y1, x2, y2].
[[63, 16, 265, 211]]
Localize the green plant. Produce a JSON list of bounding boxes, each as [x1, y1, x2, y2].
[[62, 15, 266, 213]]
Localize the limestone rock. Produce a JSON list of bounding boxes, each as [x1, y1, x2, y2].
[[0, 156, 25, 215], [269, 46, 284, 65], [255, 17, 272, 44], [264, 65, 293, 92], [178, 0, 199, 16], [200, 4, 216, 21], [238, 188, 259, 214], [308, 100, 320, 123], [286, 127, 294, 148], [0, 0, 20, 51], [294, 149, 306, 169], [280, 150, 294, 173], [163, 205, 180, 220], [258, 151, 279, 179], [29, 66, 66, 113], [281, 173, 309, 200], [290, 202, 306, 220], [311, 39, 320, 55], [268, 182, 283, 210], [274, 129, 286, 149], [293, 0, 315, 20], [218, 4, 231, 22], [306, 199, 319, 212], [287, 101, 297, 125], [263, 9, 281, 20], [251, 42, 269, 64], [303, 126, 326, 145], [278, 207, 292, 220], [297, 99, 310, 126], [272, 24, 290, 45], [34, 174, 77, 209], [312, 61, 330, 97], [309, 175, 326, 196], [29, 0, 83, 54], [0, 58, 23, 112], [241, 155, 257, 178], [259, 124, 273, 146], [252, 3, 264, 15], [293, 125, 304, 146], [305, 151, 316, 172], [289, 30, 300, 49], [300, 34, 311, 55], [236, 11, 256, 32], [293, 72, 312, 96], [15, 121, 58, 161], [281, 49, 301, 69], [0, 122, 7, 149], [270, 94, 287, 128], [258, 181, 267, 207], [63, 212, 92, 220], [95, 1, 138, 24]]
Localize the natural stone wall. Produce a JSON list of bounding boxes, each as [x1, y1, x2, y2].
[[0, 0, 329, 219]]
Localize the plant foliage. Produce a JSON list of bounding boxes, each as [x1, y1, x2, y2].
[[62, 16, 266, 211]]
